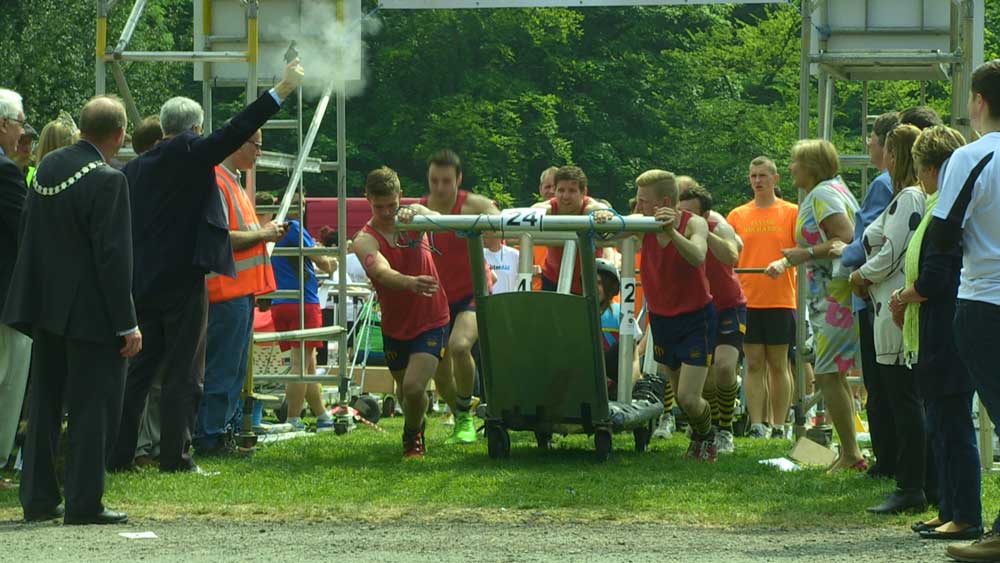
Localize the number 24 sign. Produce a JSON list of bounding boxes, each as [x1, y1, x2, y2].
[[499, 208, 546, 230]]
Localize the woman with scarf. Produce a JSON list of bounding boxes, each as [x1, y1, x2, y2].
[[851, 124, 928, 514], [889, 125, 981, 540]]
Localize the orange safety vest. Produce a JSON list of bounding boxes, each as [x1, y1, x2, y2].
[[206, 166, 276, 303]]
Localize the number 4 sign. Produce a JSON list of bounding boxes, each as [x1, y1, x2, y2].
[[516, 273, 532, 292]]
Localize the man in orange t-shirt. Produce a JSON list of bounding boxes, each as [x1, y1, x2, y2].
[[726, 156, 798, 438]]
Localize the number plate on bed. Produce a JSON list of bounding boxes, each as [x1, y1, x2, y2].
[[499, 208, 546, 231]]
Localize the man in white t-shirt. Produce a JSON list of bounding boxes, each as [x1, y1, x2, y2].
[[483, 233, 519, 294], [930, 59, 1000, 563]]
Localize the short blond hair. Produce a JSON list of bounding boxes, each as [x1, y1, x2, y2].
[[912, 125, 967, 172], [635, 169, 678, 203], [675, 175, 699, 194], [365, 166, 401, 197], [749, 156, 777, 175], [539, 165, 559, 185], [790, 139, 839, 184]]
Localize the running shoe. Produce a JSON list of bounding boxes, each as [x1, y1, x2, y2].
[[684, 437, 702, 459], [403, 429, 426, 458], [652, 413, 675, 439], [699, 435, 719, 462], [444, 411, 478, 444], [715, 429, 735, 454], [316, 417, 336, 432], [748, 423, 770, 438]]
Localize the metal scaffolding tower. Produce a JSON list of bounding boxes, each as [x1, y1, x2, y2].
[[95, 0, 355, 436]]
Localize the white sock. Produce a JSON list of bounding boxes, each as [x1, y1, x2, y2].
[[317, 412, 332, 421]]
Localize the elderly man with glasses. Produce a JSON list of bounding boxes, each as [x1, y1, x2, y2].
[[0, 88, 29, 484]]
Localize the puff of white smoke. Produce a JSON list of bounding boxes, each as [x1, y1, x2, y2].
[[276, 2, 382, 100]]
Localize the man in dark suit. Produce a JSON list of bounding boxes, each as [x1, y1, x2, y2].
[[3, 95, 141, 525], [0, 88, 30, 477], [107, 58, 304, 473]]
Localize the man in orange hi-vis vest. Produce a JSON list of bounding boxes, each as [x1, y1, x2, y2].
[[193, 128, 285, 456]]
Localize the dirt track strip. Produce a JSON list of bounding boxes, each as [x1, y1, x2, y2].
[[0, 518, 952, 562]]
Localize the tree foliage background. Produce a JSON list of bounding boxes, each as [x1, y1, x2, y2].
[[2, 0, 997, 213]]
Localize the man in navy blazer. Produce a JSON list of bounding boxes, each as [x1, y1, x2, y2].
[[108, 59, 304, 473]]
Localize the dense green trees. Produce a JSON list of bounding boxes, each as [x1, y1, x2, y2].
[[3, 1, 997, 213]]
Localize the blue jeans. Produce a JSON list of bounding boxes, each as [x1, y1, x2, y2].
[[193, 295, 254, 451], [926, 392, 982, 527], [954, 299, 1000, 531]]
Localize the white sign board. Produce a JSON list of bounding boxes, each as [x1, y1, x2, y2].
[[194, 0, 363, 84], [499, 208, 546, 231]]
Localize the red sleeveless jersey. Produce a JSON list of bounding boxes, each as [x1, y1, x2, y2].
[[420, 190, 491, 304], [542, 196, 602, 294], [705, 220, 747, 310], [362, 224, 449, 340], [641, 210, 713, 317]]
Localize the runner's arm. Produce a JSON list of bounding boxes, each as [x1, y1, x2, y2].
[[353, 232, 437, 295], [706, 220, 740, 266], [466, 193, 501, 216], [671, 213, 709, 267]]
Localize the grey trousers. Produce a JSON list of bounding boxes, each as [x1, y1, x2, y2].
[[0, 323, 31, 463], [134, 373, 162, 459]]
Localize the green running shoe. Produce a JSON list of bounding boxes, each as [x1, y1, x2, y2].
[[444, 411, 478, 444]]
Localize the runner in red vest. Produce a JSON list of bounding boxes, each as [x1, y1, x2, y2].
[[532, 165, 609, 294], [352, 167, 449, 458], [595, 169, 717, 461], [678, 184, 746, 455], [413, 150, 499, 444]]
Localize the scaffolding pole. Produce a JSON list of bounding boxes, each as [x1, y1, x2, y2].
[[793, 0, 813, 441], [96, 0, 108, 95], [113, 0, 148, 55]]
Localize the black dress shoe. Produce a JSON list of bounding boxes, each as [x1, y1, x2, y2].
[[866, 489, 927, 515], [911, 520, 934, 533], [919, 526, 983, 540], [64, 508, 128, 525], [24, 504, 64, 522]]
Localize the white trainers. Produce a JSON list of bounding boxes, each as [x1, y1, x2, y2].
[[748, 422, 770, 438], [653, 413, 675, 439], [715, 430, 735, 454]]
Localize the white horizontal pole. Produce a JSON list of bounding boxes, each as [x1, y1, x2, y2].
[[108, 51, 247, 62], [253, 325, 344, 344], [397, 214, 665, 234]]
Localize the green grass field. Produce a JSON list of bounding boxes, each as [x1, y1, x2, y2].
[[2, 417, 997, 528]]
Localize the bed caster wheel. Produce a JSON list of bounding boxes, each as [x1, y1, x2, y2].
[[595, 429, 612, 462], [535, 431, 552, 451], [381, 396, 396, 419], [486, 425, 510, 459], [633, 425, 651, 453]]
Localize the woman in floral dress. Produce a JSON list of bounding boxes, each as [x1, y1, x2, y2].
[[767, 139, 863, 472]]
